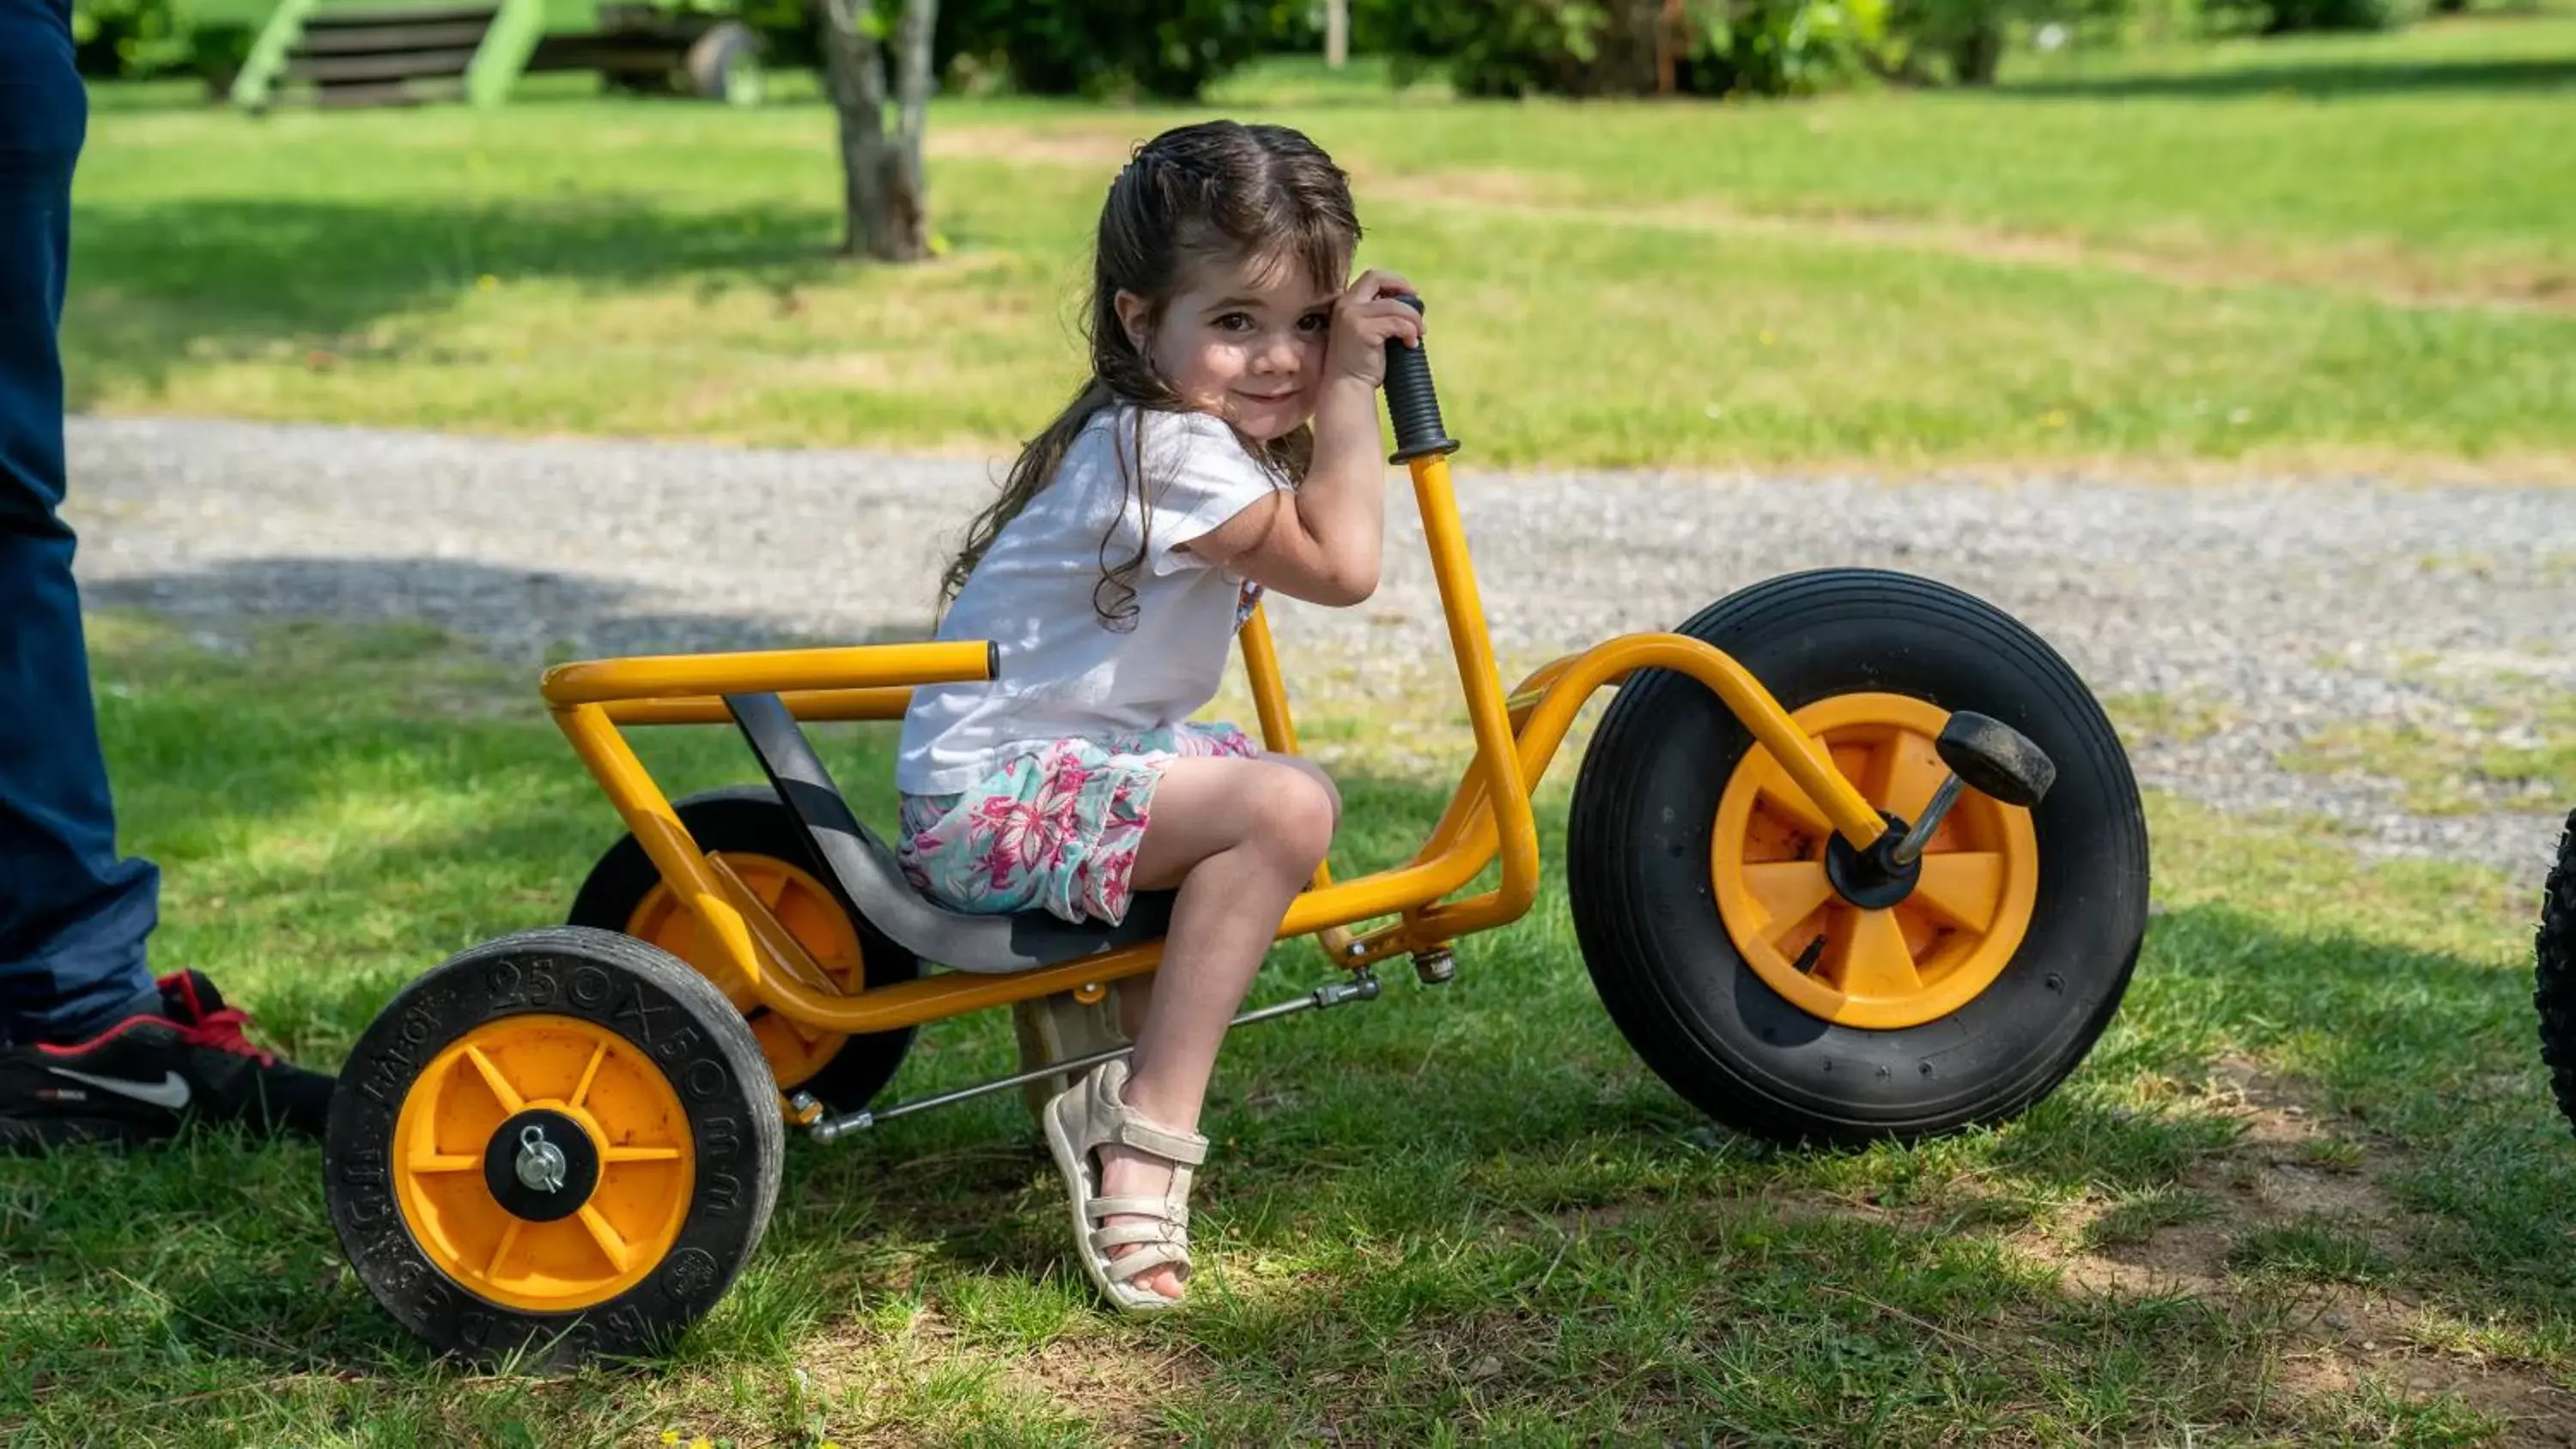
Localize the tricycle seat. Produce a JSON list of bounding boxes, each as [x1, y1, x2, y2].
[[722, 691, 1175, 975]]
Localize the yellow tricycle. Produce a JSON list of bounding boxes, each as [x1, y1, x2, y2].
[[322, 296, 2151, 1367]]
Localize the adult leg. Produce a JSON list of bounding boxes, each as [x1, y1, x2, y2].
[[0, 0, 161, 1047]]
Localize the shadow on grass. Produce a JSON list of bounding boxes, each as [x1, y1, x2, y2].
[[2001, 53, 2576, 100], [82, 555, 936, 662], [63, 195, 842, 409], [6, 588, 2573, 1441]]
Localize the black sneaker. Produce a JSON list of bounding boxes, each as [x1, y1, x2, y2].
[[0, 970, 336, 1152]]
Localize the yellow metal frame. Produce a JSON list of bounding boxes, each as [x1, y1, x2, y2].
[[538, 455, 1895, 1040]]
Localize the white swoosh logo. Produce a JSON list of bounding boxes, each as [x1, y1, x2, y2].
[[50, 1067, 191, 1110]]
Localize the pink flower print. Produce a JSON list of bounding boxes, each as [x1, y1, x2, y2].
[[969, 797, 1043, 890], [1028, 755, 1091, 865]]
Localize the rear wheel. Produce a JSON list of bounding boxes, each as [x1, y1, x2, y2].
[[569, 787, 917, 1115], [1568, 568, 2149, 1146]]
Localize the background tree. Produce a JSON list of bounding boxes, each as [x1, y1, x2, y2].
[[812, 0, 939, 262]]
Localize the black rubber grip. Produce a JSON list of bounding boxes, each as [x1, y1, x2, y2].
[[1382, 293, 1459, 464]]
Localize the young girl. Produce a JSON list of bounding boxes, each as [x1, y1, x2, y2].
[[892, 118, 1421, 1313]]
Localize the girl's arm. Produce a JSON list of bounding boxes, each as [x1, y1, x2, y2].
[[1189, 270, 1422, 607]]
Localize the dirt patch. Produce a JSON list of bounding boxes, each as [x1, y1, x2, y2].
[[1345, 163, 1582, 209], [926, 124, 1141, 170], [2015, 1058, 2576, 1443], [793, 1303, 1198, 1446], [998, 1331, 1200, 1444]]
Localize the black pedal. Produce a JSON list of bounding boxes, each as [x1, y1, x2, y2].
[[1935, 711, 2057, 809]]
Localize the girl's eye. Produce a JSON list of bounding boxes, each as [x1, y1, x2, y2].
[[1215, 312, 1253, 332], [1297, 312, 1330, 333]]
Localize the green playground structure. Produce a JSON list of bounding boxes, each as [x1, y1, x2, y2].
[[188, 0, 803, 111]]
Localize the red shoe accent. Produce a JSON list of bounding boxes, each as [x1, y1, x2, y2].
[[27, 973, 279, 1067], [33, 1013, 167, 1058], [175, 1005, 277, 1067], [157, 973, 279, 1067], [164, 970, 211, 1023]]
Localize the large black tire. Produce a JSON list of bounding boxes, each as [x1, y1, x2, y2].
[[684, 21, 764, 105], [2532, 809, 2576, 1139], [325, 927, 784, 1369], [568, 786, 918, 1116], [1567, 568, 2150, 1146]]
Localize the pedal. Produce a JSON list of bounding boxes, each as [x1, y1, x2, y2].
[[1935, 711, 2056, 810]]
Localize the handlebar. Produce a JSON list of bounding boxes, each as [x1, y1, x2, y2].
[[1382, 293, 1460, 464]]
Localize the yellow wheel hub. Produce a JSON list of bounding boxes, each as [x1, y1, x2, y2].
[[392, 1014, 695, 1313], [625, 854, 865, 1088], [1711, 693, 2039, 1030]]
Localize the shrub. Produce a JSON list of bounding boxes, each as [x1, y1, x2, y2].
[[2202, 0, 2425, 31], [1357, 0, 1900, 99], [71, 0, 197, 78], [933, 0, 1306, 100]]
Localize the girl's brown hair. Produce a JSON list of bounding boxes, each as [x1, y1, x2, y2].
[[937, 119, 1361, 628]]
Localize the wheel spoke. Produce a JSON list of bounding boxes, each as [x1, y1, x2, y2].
[[602, 1144, 684, 1165], [1914, 852, 2008, 933], [1756, 765, 1833, 837], [485, 1217, 524, 1281], [462, 1045, 526, 1114], [749, 865, 789, 911], [1741, 860, 1835, 946], [1870, 726, 1950, 832], [577, 1203, 633, 1274], [1827, 906, 1923, 1000], [407, 1151, 481, 1174], [568, 1040, 609, 1112]]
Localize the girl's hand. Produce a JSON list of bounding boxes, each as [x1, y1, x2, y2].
[[1323, 270, 1425, 392]]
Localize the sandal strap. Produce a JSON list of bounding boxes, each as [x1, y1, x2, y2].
[[1089, 1194, 1188, 1224], [1092, 1219, 1188, 1252], [1103, 1113, 1206, 1167], [1101, 1241, 1191, 1285]]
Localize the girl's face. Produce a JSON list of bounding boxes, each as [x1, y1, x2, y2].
[[1117, 252, 1340, 443]]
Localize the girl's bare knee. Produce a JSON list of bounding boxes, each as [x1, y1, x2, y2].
[[1262, 751, 1342, 831], [1257, 764, 1339, 875]]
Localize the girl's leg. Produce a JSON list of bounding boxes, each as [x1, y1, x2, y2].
[[1088, 753, 1339, 1301], [1112, 751, 1339, 1040]]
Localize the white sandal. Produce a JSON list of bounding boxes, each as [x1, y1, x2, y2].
[[1041, 1057, 1204, 1313]]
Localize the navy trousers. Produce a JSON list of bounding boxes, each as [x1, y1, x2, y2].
[[0, 0, 161, 1046]]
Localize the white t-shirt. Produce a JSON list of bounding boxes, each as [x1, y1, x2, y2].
[[896, 403, 1286, 796]]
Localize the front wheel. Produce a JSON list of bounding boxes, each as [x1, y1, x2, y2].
[[1567, 568, 2149, 1146]]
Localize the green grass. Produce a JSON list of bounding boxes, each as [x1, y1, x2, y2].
[[5, 613, 2574, 1446], [64, 10, 2576, 474], [2281, 669, 2576, 815]]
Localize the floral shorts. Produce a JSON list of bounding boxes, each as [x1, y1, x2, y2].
[[896, 721, 1259, 929]]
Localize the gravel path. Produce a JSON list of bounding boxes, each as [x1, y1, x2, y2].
[[62, 415, 2576, 887]]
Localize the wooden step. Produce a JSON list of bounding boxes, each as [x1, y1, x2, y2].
[[302, 3, 497, 31], [298, 20, 492, 53], [290, 47, 480, 82], [308, 76, 468, 107]]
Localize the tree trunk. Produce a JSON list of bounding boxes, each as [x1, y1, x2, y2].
[[1950, 16, 2004, 87], [813, 0, 938, 263], [1655, 0, 1682, 94], [1325, 0, 1347, 67]]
